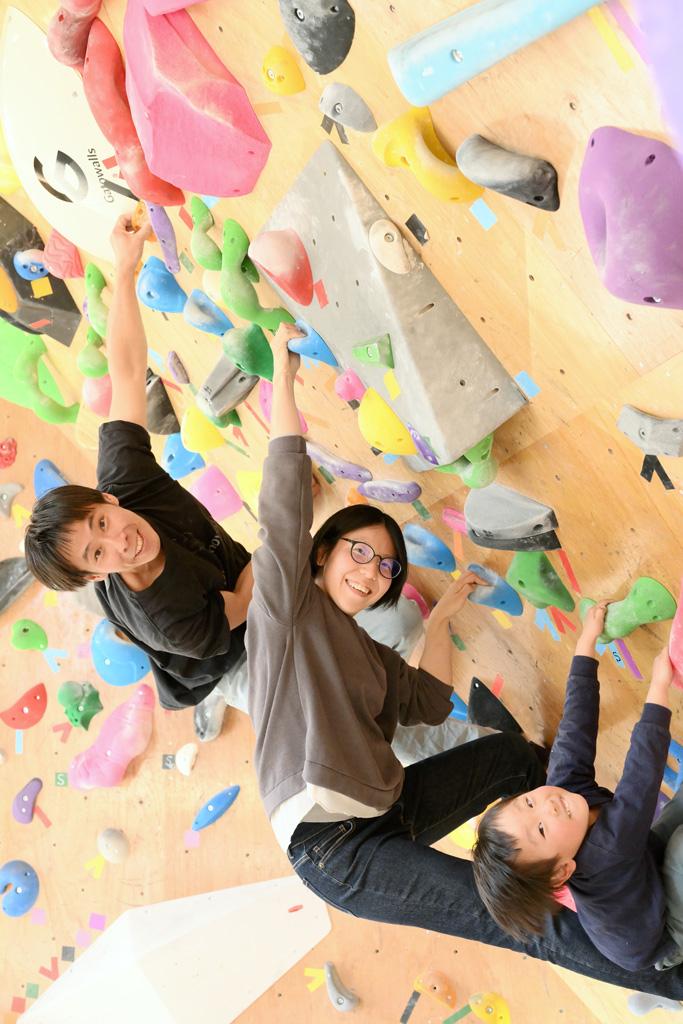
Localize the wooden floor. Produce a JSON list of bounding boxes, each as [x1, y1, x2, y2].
[[1, 1, 682, 1021]]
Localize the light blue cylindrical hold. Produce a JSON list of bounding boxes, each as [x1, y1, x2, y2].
[[388, 0, 597, 105], [91, 619, 151, 687], [403, 523, 456, 573]]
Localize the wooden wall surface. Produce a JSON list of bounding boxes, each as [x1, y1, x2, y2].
[[0, 1, 682, 1021]]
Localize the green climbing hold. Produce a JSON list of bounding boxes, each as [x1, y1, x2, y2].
[[352, 333, 394, 368], [77, 328, 108, 378], [84, 263, 109, 338], [58, 681, 103, 730], [222, 324, 274, 381], [436, 434, 498, 489], [208, 409, 242, 429], [506, 552, 575, 611], [0, 320, 79, 424], [190, 197, 222, 271], [11, 618, 48, 651], [220, 219, 294, 331], [580, 577, 677, 644]]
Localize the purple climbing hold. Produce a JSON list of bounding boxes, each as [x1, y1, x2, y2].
[[407, 425, 439, 465], [358, 479, 422, 503], [579, 127, 683, 308], [145, 203, 180, 274], [12, 777, 43, 824], [306, 441, 372, 482], [167, 350, 190, 385]]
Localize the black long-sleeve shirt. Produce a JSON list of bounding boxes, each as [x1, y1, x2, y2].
[[548, 655, 677, 970]]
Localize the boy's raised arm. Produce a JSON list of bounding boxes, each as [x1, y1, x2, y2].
[[107, 214, 153, 428]]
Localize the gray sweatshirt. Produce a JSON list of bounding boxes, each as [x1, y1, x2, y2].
[[247, 435, 454, 818]]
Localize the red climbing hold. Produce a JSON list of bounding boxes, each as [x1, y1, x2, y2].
[[248, 229, 314, 305]]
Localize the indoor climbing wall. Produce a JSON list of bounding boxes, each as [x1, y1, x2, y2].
[[0, 1, 682, 1022]]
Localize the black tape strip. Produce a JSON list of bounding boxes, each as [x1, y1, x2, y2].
[[405, 213, 429, 245]]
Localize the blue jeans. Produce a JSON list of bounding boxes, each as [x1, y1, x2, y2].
[[288, 733, 683, 998]]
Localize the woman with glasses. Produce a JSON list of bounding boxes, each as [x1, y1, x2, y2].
[[244, 322, 683, 1001]]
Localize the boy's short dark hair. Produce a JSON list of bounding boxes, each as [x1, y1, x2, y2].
[[24, 485, 108, 591], [472, 797, 563, 940], [310, 505, 408, 609]]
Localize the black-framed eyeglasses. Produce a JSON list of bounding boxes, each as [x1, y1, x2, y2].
[[340, 538, 402, 580]]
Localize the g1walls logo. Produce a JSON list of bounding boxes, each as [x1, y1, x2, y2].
[[33, 149, 136, 205]]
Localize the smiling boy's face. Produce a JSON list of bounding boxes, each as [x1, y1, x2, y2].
[[495, 785, 590, 884], [61, 493, 162, 580]]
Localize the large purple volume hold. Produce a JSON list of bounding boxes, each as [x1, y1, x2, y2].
[[578, 127, 683, 309]]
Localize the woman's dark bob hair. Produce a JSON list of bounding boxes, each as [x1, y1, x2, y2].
[[309, 505, 408, 609]]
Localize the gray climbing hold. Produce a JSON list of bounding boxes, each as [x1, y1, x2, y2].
[[627, 992, 683, 1016], [196, 354, 258, 420], [145, 371, 180, 435], [0, 557, 35, 615], [456, 134, 560, 211], [325, 961, 360, 1012], [465, 483, 559, 549], [368, 219, 413, 275], [280, 0, 356, 75], [617, 404, 683, 457], [319, 83, 376, 132], [0, 482, 22, 518]]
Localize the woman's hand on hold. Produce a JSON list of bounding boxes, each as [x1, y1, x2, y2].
[[271, 321, 305, 376], [431, 570, 487, 621], [110, 213, 152, 275]]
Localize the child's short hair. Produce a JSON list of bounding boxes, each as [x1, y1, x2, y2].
[[24, 485, 108, 592], [472, 797, 563, 940]]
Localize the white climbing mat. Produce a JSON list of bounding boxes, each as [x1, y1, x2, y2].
[[19, 876, 331, 1024]]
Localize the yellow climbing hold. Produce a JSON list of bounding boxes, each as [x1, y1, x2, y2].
[[236, 469, 262, 510], [469, 992, 510, 1024], [448, 816, 478, 851], [357, 388, 417, 456], [261, 45, 305, 96], [0, 264, 18, 313], [181, 406, 225, 455], [372, 107, 482, 203], [0, 123, 20, 195]]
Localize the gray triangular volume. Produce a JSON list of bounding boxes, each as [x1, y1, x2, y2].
[[0, 557, 35, 615], [467, 677, 523, 733], [466, 529, 560, 552], [145, 371, 180, 435], [465, 483, 558, 542], [256, 142, 526, 468]]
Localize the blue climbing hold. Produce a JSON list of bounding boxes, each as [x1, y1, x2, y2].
[[192, 784, 240, 831], [183, 289, 234, 336], [162, 433, 205, 480], [136, 256, 188, 313], [289, 319, 338, 367], [34, 459, 68, 499], [0, 860, 39, 917], [13, 250, 48, 280], [91, 619, 151, 687], [403, 523, 456, 572], [467, 562, 524, 616]]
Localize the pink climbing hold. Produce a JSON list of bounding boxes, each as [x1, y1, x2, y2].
[[579, 127, 683, 309], [47, 5, 97, 69], [123, 0, 271, 196], [248, 229, 314, 306], [44, 230, 84, 279], [143, 0, 202, 12], [83, 374, 112, 417], [258, 378, 307, 433], [334, 368, 366, 403], [670, 577, 683, 690], [69, 684, 155, 789], [402, 582, 430, 620], [189, 465, 242, 521], [83, 19, 184, 206]]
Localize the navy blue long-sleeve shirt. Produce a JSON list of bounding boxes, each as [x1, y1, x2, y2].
[[547, 655, 676, 970]]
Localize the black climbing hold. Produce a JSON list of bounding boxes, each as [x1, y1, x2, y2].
[[467, 677, 523, 733], [145, 370, 180, 435], [279, 0, 356, 75], [0, 557, 35, 615]]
